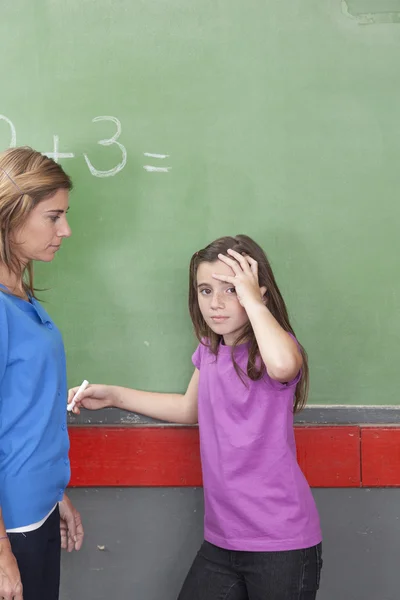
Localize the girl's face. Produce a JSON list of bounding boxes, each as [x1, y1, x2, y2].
[[196, 260, 249, 346], [12, 189, 71, 264]]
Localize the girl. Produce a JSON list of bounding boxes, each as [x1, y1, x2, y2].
[[70, 234, 322, 600], [0, 147, 84, 600]]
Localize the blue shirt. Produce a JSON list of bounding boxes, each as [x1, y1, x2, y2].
[[0, 289, 70, 529]]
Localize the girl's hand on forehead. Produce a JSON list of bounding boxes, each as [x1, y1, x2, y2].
[[212, 248, 267, 309]]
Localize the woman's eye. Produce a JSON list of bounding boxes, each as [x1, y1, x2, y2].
[[49, 216, 60, 223]]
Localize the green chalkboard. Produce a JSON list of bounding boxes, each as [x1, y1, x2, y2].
[[1, 1, 399, 409]]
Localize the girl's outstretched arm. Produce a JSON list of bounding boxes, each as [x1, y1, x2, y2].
[[68, 369, 199, 424]]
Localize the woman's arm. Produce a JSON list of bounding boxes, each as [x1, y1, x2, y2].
[[0, 509, 23, 600]]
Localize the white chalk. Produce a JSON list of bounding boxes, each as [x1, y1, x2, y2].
[[143, 165, 171, 173], [67, 380, 89, 412], [143, 152, 169, 159]]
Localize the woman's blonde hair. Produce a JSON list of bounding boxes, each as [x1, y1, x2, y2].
[[0, 146, 72, 298]]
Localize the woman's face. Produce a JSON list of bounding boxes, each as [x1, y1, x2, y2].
[[12, 189, 71, 263]]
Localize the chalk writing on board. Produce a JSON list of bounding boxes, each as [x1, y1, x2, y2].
[[0, 114, 127, 178], [143, 152, 171, 173], [44, 135, 75, 162], [0, 115, 16, 148], [84, 116, 127, 178]]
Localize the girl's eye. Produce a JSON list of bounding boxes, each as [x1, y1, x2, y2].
[[227, 287, 236, 294], [200, 289, 211, 296]]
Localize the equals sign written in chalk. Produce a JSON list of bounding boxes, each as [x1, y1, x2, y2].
[[143, 152, 171, 173]]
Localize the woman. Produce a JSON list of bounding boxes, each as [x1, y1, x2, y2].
[[0, 147, 84, 600]]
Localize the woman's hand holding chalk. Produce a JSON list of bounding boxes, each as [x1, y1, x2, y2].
[[67, 380, 89, 412]]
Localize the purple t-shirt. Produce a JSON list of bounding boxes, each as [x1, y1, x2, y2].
[[192, 340, 322, 552]]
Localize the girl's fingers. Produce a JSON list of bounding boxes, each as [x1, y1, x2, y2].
[[217, 253, 243, 275], [226, 249, 252, 273], [67, 387, 79, 403], [212, 273, 235, 284], [243, 253, 258, 275]]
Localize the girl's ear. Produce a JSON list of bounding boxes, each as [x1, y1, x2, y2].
[[260, 286, 267, 304]]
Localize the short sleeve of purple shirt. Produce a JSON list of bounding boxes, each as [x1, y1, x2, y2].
[[192, 342, 203, 370]]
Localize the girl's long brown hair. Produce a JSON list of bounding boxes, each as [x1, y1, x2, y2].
[[188, 235, 309, 412], [0, 146, 72, 298]]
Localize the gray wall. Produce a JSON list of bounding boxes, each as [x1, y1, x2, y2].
[[61, 488, 400, 600]]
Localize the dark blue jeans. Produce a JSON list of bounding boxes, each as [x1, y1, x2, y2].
[[178, 540, 322, 600], [8, 505, 61, 600]]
